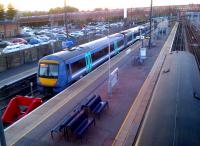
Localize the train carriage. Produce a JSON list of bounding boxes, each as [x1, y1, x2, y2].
[[38, 24, 150, 94]]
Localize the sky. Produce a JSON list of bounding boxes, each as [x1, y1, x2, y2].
[[1, 0, 200, 11]]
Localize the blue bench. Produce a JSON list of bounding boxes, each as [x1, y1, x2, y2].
[[81, 95, 97, 110], [50, 109, 80, 138], [67, 110, 95, 139], [85, 95, 109, 118]]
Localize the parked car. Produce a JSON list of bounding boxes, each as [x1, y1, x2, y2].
[[36, 35, 50, 42], [2, 44, 31, 53], [56, 34, 68, 41], [0, 40, 12, 48], [11, 38, 28, 44], [28, 38, 43, 45]]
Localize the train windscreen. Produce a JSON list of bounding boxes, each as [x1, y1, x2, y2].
[[39, 63, 58, 78]]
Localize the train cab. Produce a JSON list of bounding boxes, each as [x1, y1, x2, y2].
[[37, 53, 69, 94]]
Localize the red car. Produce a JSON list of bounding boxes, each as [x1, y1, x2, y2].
[[11, 38, 27, 44]]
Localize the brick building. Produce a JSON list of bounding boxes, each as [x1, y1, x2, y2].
[[0, 20, 20, 39]]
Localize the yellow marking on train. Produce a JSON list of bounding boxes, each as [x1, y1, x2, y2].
[[39, 77, 57, 87], [39, 60, 59, 64]]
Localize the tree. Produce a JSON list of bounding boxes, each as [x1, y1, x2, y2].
[[0, 4, 5, 20], [22, 11, 33, 17], [49, 6, 79, 14], [6, 3, 17, 20], [94, 8, 103, 11]]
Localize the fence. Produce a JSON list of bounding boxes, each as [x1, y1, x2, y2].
[[0, 41, 62, 72]]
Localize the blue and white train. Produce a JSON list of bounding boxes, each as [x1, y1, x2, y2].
[[38, 24, 150, 94]]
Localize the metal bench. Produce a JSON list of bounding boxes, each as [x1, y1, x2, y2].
[[50, 109, 80, 138], [85, 95, 109, 118], [66, 110, 95, 139]]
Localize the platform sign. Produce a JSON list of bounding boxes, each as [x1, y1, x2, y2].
[[145, 36, 150, 39], [126, 48, 131, 55], [110, 68, 119, 88], [136, 36, 145, 40], [140, 48, 146, 59]]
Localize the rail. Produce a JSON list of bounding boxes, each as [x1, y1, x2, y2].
[[184, 21, 200, 71]]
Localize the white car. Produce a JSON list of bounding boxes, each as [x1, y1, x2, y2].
[[37, 35, 50, 42], [69, 31, 84, 37], [2, 44, 31, 54]]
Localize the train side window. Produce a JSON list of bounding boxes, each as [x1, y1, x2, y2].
[[134, 32, 140, 38], [92, 47, 108, 62], [127, 35, 132, 42], [71, 58, 86, 73], [66, 64, 70, 76], [117, 40, 124, 48], [110, 44, 114, 52]]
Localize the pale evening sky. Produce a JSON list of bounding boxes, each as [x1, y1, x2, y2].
[[1, 0, 200, 11]]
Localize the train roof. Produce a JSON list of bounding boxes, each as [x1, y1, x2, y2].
[[135, 51, 200, 146], [41, 33, 124, 62]]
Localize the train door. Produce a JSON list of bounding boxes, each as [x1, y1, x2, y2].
[[132, 33, 134, 42], [85, 52, 93, 72], [65, 64, 71, 84], [114, 41, 119, 54]]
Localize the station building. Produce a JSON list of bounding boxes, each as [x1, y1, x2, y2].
[[0, 20, 20, 39]]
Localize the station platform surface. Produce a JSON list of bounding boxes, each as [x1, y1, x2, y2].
[[7, 31, 170, 146], [0, 62, 37, 88], [135, 51, 200, 146]]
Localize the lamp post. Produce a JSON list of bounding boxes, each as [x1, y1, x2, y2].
[[64, 0, 68, 34], [148, 0, 153, 49], [0, 112, 6, 146], [107, 27, 112, 96]]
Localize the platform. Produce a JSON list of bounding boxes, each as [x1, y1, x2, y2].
[[135, 51, 200, 146], [0, 62, 37, 89], [112, 22, 179, 146], [4, 24, 172, 146]]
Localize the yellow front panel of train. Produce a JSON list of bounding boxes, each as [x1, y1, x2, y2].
[[39, 77, 58, 87]]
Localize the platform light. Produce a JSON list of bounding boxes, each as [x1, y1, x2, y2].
[[145, 36, 150, 39], [148, 0, 153, 49], [64, 0, 68, 34]]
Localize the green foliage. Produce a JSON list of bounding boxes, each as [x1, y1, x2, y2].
[[0, 3, 5, 20], [22, 11, 33, 17], [49, 6, 79, 14], [22, 11, 47, 17], [6, 3, 17, 20], [94, 8, 103, 11], [73, 19, 87, 25]]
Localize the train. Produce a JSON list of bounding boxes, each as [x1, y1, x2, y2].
[[37, 23, 150, 94]]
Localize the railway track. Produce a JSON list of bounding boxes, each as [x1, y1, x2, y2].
[[0, 73, 48, 112], [184, 21, 200, 71], [171, 22, 185, 51]]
